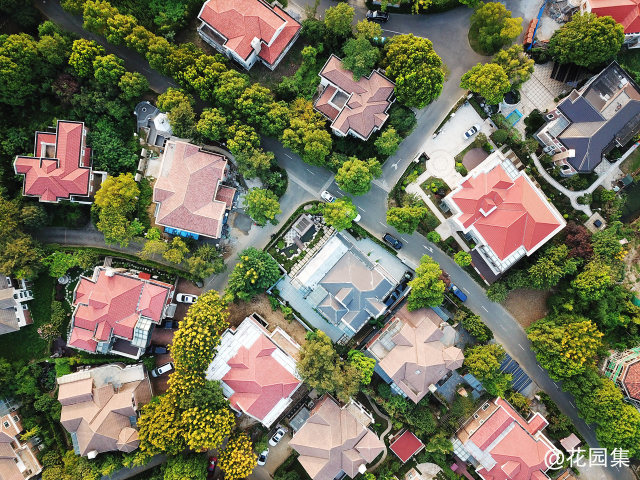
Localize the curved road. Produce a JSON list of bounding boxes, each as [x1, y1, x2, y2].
[[36, 2, 632, 478]]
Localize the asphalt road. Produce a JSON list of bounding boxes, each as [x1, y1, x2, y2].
[[35, 1, 633, 477]]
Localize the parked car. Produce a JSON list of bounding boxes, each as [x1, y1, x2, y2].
[[400, 271, 414, 288], [383, 233, 403, 250], [207, 457, 217, 472], [160, 319, 177, 329], [463, 124, 480, 140], [257, 449, 269, 466], [384, 290, 400, 307], [150, 362, 174, 377], [176, 293, 198, 304], [320, 190, 336, 203], [366, 10, 389, 23], [146, 345, 168, 355], [449, 284, 467, 302], [269, 427, 287, 446], [353, 213, 361, 222]]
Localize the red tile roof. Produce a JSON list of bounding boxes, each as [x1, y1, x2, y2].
[[198, 0, 300, 66], [623, 360, 640, 400], [69, 268, 173, 353], [317, 55, 395, 140], [465, 398, 556, 480], [389, 430, 424, 463], [153, 141, 232, 239], [223, 334, 301, 422], [588, 0, 640, 34], [449, 162, 564, 260], [315, 85, 340, 121], [14, 121, 94, 203]]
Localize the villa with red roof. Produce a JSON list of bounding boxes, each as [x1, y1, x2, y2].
[[453, 397, 560, 480], [197, 0, 301, 70], [68, 267, 176, 359], [580, 0, 640, 47], [205, 314, 302, 427], [14, 120, 107, 204], [603, 347, 640, 408], [442, 150, 565, 283], [315, 55, 396, 141], [153, 140, 236, 239]]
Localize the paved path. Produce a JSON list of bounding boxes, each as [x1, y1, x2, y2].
[[363, 394, 393, 472]]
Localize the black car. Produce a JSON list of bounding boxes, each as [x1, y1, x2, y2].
[[383, 233, 403, 250], [384, 290, 400, 307], [146, 345, 168, 355], [160, 319, 177, 330], [366, 10, 389, 23]]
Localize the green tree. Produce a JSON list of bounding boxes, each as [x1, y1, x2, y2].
[[527, 244, 580, 289], [548, 13, 624, 68], [244, 188, 281, 226], [282, 98, 332, 166], [456, 310, 493, 342], [386, 206, 428, 234], [236, 83, 274, 126], [470, 2, 522, 54], [422, 433, 452, 465], [375, 127, 401, 157], [324, 2, 354, 37], [93, 173, 140, 247], [492, 45, 534, 87], [235, 148, 274, 179], [323, 197, 359, 231], [118, 71, 149, 101], [572, 259, 615, 301], [186, 245, 225, 280], [527, 315, 603, 380], [227, 122, 260, 155], [426, 231, 441, 243], [382, 34, 444, 108], [226, 248, 281, 301], [464, 344, 511, 396], [68, 38, 104, 78], [157, 88, 194, 111], [218, 433, 257, 480], [43, 251, 78, 277], [454, 251, 472, 267], [342, 36, 380, 80], [355, 19, 382, 40], [460, 63, 511, 104], [487, 281, 509, 302], [335, 158, 381, 195], [263, 101, 291, 137], [0, 33, 41, 107], [214, 70, 250, 111], [196, 108, 227, 143], [168, 101, 196, 138], [20, 204, 48, 230], [348, 350, 376, 385], [162, 237, 189, 264], [92, 54, 125, 86], [407, 255, 445, 310]]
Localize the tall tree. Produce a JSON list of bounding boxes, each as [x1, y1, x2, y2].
[[407, 255, 445, 310], [68, 38, 104, 78], [244, 188, 281, 226], [93, 173, 140, 246], [342, 37, 380, 80], [323, 197, 359, 231], [386, 205, 428, 234], [572, 259, 615, 301], [92, 54, 125, 86], [464, 344, 511, 396], [281, 98, 332, 166], [549, 13, 624, 68], [382, 34, 444, 108], [197, 108, 228, 143], [460, 63, 511, 104], [527, 244, 580, 289], [335, 157, 381, 195], [218, 433, 258, 480], [324, 2, 354, 37], [226, 248, 281, 301], [492, 45, 534, 86], [374, 127, 401, 157], [470, 2, 522, 54], [355, 19, 382, 40]]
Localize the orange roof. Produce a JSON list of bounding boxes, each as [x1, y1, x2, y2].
[[449, 162, 564, 260], [589, 0, 640, 34], [14, 121, 93, 203], [198, 0, 300, 66]]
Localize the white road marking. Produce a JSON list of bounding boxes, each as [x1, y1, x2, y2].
[[538, 365, 544, 370], [462, 287, 469, 293], [379, 221, 386, 227], [391, 161, 399, 170], [382, 28, 406, 35], [481, 306, 488, 312], [359, 207, 366, 213], [570, 401, 576, 408], [423, 245, 433, 252], [305, 168, 315, 175], [284, 154, 292, 159], [518, 343, 525, 350]]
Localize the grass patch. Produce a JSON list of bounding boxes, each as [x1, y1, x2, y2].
[[388, 160, 427, 208], [0, 275, 54, 361], [622, 148, 640, 175], [468, 96, 489, 120]]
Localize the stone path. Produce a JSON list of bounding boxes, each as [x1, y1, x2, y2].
[[364, 394, 393, 472]]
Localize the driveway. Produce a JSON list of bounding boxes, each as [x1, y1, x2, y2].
[[249, 431, 293, 480]]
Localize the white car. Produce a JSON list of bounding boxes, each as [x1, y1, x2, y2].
[[269, 427, 287, 446], [176, 293, 198, 304], [353, 213, 361, 222], [150, 362, 174, 378], [320, 190, 336, 203], [463, 124, 480, 140], [257, 449, 269, 466]]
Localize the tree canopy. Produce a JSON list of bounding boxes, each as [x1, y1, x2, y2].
[[342, 36, 380, 80], [469, 2, 522, 55], [324, 2, 354, 37], [382, 34, 444, 108], [460, 63, 511, 105], [492, 45, 534, 87], [323, 197, 359, 231], [93, 173, 141, 246], [226, 248, 281, 302], [407, 255, 445, 310], [386, 205, 428, 234], [549, 13, 624, 68], [244, 188, 281, 226], [335, 157, 381, 195]]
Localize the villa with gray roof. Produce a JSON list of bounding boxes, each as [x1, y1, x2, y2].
[[0, 277, 33, 337], [291, 233, 397, 338], [536, 62, 640, 174]]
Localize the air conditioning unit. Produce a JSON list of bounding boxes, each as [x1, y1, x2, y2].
[[543, 145, 556, 154]]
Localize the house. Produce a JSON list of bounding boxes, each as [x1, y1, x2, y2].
[[289, 395, 385, 480], [315, 55, 395, 140], [14, 120, 107, 204], [291, 232, 397, 338], [57, 364, 152, 458], [452, 397, 560, 480], [442, 150, 565, 283], [134, 101, 172, 148], [603, 347, 640, 408], [580, 0, 640, 48], [405, 463, 443, 480], [152, 140, 236, 240], [389, 430, 425, 464], [366, 305, 464, 403], [0, 277, 34, 336], [68, 266, 176, 359], [0, 410, 42, 480], [536, 62, 640, 174], [205, 314, 302, 427], [197, 0, 301, 71]]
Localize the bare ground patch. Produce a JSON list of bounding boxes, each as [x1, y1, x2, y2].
[[227, 294, 308, 347], [504, 288, 551, 329]]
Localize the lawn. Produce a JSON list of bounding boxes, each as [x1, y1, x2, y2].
[[0, 275, 54, 361], [622, 147, 640, 175]]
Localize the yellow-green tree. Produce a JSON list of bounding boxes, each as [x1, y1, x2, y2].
[[218, 433, 258, 480], [137, 395, 186, 455], [182, 407, 235, 451]]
